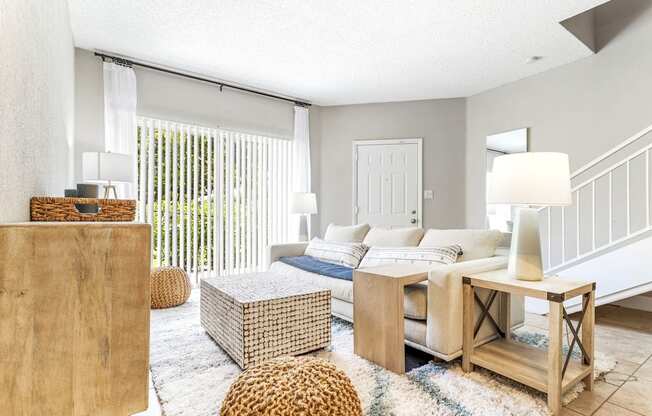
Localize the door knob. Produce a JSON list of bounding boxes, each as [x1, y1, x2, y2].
[[411, 210, 416, 214], [410, 218, 417, 224]]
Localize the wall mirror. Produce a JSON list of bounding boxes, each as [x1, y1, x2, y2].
[[486, 128, 529, 232]]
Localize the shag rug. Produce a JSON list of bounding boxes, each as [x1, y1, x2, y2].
[[150, 291, 615, 416]]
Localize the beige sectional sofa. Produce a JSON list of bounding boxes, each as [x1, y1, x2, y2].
[[266, 226, 524, 361]]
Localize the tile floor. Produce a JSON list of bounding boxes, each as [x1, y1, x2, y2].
[[531, 305, 652, 416], [136, 304, 652, 416]]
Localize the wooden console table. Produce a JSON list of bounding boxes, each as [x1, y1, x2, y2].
[[353, 264, 429, 374], [0, 223, 151, 415], [462, 269, 595, 415]]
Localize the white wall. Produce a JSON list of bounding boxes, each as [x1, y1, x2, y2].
[[466, 1, 652, 228], [316, 99, 466, 233], [0, 0, 75, 222]]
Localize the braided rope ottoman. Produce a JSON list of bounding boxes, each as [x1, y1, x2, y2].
[[151, 266, 191, 309], [221, 356, 362, 416], [200, 273, 331, 369]]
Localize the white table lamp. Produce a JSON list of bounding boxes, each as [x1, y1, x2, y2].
[[82, 152, 133, 199], [488, 152, 571, 281], [290, 192, 318, 241]]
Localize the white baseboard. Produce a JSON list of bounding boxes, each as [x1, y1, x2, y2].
[[613, 293, 652, 313]]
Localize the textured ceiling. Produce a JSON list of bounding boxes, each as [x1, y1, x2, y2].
[[67, 0, 609, 105]]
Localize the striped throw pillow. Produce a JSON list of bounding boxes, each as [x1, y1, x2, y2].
[[304, 238, 368, 268], [359, 245, 462, 268]]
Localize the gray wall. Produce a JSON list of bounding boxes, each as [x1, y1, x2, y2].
[[75, 49, 465, 235], [75, 48, 298, 181], [75, 48, 105, 189], [0, 0, 75, 222], [74, 0, 652, 236], [75, 48, 322, 229], [465, 1, 652, 228], [316, 99, 466, 233]]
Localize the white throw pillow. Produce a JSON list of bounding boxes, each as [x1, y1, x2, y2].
[[362, 227, 424, 247], [304, 238, 368, 268], [419, 229, 502, 261], [323, 223, 371, 242], [359, 245, 462, 268]]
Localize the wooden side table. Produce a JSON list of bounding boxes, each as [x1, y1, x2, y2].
[[353, 264, 430, 374], [462, 269, 595, 415]]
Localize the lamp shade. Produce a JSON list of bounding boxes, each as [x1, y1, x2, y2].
[[82, 152, 133, 184], [488, 152, 571, 206], [290, 192, 317, 214]]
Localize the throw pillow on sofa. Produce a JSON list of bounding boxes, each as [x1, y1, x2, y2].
[[362, 227, 424, 247], [323, 223, 371, 242], [418, 229, 502, 261], [359, 245, 462, 268], [304, 238, 368, 268]]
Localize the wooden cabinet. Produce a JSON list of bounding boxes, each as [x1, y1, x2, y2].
[[0, 223, 151, 415]]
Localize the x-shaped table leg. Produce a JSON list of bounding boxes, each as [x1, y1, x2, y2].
[[561, 295, 590, 378], [473, 290, 505, 339]]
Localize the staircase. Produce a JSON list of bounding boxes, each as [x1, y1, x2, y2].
[[529, 124, 652, 314]]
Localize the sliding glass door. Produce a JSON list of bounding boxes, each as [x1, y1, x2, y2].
[[136, 116, 292, 283]]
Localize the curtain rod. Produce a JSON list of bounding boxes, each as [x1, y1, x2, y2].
[[94, 51, 311, 107]]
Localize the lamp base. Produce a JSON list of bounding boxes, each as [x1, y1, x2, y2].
[[298, 215, 311, 242], [103, 185, 118, 199], [507, 207, 544, 281]]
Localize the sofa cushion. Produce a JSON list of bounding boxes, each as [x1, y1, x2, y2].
[[419, 229, 502, 261], [404, 282, 428, 320], [362, 227, 424, 247], [323, 223, 370, 242], [270, 261, 353, 303], [331, 294, 429, 324], [358, 245, 461, 268], [269, 261, 428, 320], [304, 238, 368, 268]]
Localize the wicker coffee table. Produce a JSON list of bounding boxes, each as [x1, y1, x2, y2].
[[200, 272, 331, 369]]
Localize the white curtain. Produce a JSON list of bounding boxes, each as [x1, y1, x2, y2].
[[103, 62, 137, 197], [290, 106, 312, 240]]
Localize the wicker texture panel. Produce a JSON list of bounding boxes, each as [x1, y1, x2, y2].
[[151, 267, 192, 309], [30, 197, 136, 222], [201, 273, 331, 369], [221, 356, 362, 416]]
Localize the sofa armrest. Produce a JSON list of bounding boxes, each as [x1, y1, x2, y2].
[[266, 242, 309, 269], [425, 256, 513, 357]]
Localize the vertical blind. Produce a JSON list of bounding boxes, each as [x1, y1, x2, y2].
[[136, 116, 293, 283]]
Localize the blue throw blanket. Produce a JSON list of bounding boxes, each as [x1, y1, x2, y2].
[[279, 255, 354, 281]]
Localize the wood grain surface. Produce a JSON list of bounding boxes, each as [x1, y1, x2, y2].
[[0, 223, 151, 415]]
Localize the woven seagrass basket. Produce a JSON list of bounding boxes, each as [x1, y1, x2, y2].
[[150, 267, 191, 309], [30, 197, 136, 222]]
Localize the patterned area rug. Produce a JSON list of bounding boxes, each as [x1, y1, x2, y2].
[[150, 291, 614, 416]]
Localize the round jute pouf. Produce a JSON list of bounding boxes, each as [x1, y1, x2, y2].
[[150, 266, 191, 309], [220, 356, 362, 416]]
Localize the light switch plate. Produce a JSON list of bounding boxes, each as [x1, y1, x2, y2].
[[424, 190, 434, 200]]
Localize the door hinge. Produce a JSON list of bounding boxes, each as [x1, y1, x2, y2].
[[353, 206, 359, 214]]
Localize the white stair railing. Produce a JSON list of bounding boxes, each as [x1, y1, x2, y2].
[[542, 124, 652, 273]]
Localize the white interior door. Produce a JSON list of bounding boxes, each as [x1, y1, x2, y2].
[[353, 139, 422, 228]]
